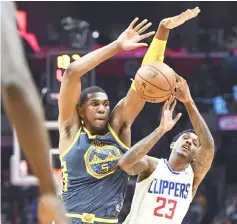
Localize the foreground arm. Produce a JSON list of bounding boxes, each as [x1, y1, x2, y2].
[[112, 7, 200, 145], [118, 96, 182, 175], [1, 2, 67, 223], [175, 75, 215, 197]]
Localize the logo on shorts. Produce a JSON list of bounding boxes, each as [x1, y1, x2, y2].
[[84, 145, 121, 179]]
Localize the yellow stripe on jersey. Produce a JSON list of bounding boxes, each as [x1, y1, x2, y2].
[[83, 126, 97, 139], [60, 126, 82, 159], [108, 124, 129, 150], [65, 213, 118, 223]]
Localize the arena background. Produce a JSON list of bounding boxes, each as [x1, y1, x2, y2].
[[1, 1, 237, 224]]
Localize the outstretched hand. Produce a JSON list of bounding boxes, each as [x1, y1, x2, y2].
[[117, 18, 155, 51], [161, 7, 200, 29], [174, 73, 193, 103], [159, 95, 182, 133]]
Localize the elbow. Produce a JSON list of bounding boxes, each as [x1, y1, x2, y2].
[[118, 159, 126, 170], [118, 159, 130, 173], [2, 77, 26, 98], [65, 60, 85, 79], [64, 64, 76, 78]]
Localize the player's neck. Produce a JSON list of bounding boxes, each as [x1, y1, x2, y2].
[[167, 157, 189, 172], [84, 124, 108, 136]]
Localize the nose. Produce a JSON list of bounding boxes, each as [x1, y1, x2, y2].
[[185, 140, 192, 146], [97, 104, 105, 114]]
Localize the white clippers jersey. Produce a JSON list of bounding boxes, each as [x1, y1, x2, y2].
[[123, 158, 194, 224]]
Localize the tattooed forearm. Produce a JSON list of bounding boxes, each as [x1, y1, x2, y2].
[[118, 128, 165, 171], [184, 100, 214, 149]]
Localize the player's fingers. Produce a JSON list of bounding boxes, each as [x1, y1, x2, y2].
[[179, 9, 191, 19], [167, 95, 173, 109], [170, 95, 176, 106], [133, 43, 148, 48], [190, 7, 200, 13], [134, 19, 148, 32], [182, 8, 197, 20], [129, 17, 139, 29], [189, 8, 201, 19], [183, 9, 193, 21], [137, 22, 152, 34], [192, 7, 201, 14], [175, 73, 186, 85], [185, 7, 200, 19], [175, 72, 182, 83], [140, 31, 155, 41], [163, 99, 169, 112], [174, 113, 182, 124], [170, 99, 177, 112]]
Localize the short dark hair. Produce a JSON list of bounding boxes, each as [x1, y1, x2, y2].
[[172, 129, 196, 143], [78, 86, 106, 107]]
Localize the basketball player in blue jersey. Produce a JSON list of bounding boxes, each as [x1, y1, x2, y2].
[[58, 7, 200, 224], [119, 75, 215, 224]]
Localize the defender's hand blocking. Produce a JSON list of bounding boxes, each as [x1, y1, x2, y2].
[[159, 95, 182, 132], [117, 18, 155, 51], [161, 7, 200, 29], [175, 74, 193, 103]]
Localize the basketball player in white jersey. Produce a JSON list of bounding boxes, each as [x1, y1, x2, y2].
[[118, 74, 215, 224]]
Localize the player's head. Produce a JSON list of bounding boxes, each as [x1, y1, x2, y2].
[[169, 129, 200, 164], [78, 86, 110, 132]]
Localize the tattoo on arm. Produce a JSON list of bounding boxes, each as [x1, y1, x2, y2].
[[184, 101, 214, 149], [184, 100, 215, 192], [118, 128, 165, 173]]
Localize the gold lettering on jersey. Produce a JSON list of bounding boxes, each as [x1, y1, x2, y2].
[[91, 140, 105, 147], [84, 145, 121, 179]]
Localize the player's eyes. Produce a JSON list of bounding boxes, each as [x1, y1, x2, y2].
[[91, 102, 97, 106]]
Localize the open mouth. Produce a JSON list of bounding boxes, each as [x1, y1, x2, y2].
[[95, 118, 106, 121], [94, 118, 107, 124], [182, 144, 190, 151]]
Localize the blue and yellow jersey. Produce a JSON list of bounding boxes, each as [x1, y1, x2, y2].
[[60, 124, 129, 224]]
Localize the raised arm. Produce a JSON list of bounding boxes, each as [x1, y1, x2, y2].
[[58, 18, 154, 130], [118, 96, 182, 175], [58, 41, 121, 130], [175, 74, 215, 197], [111, 7, 200, 146]]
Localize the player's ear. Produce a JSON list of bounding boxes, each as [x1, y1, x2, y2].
[[78, 107, 84, 119], [170, 142, 175, 150]]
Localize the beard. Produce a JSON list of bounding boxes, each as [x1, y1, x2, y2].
[[176, 151, 193, 164]]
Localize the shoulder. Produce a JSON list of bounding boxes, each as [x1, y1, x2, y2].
[[145, 156, 160, 174], [137, 156, 159, 183], [109, 98, 126, 132]]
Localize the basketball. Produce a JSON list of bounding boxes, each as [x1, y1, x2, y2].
[[134, 62, 176, 103]]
